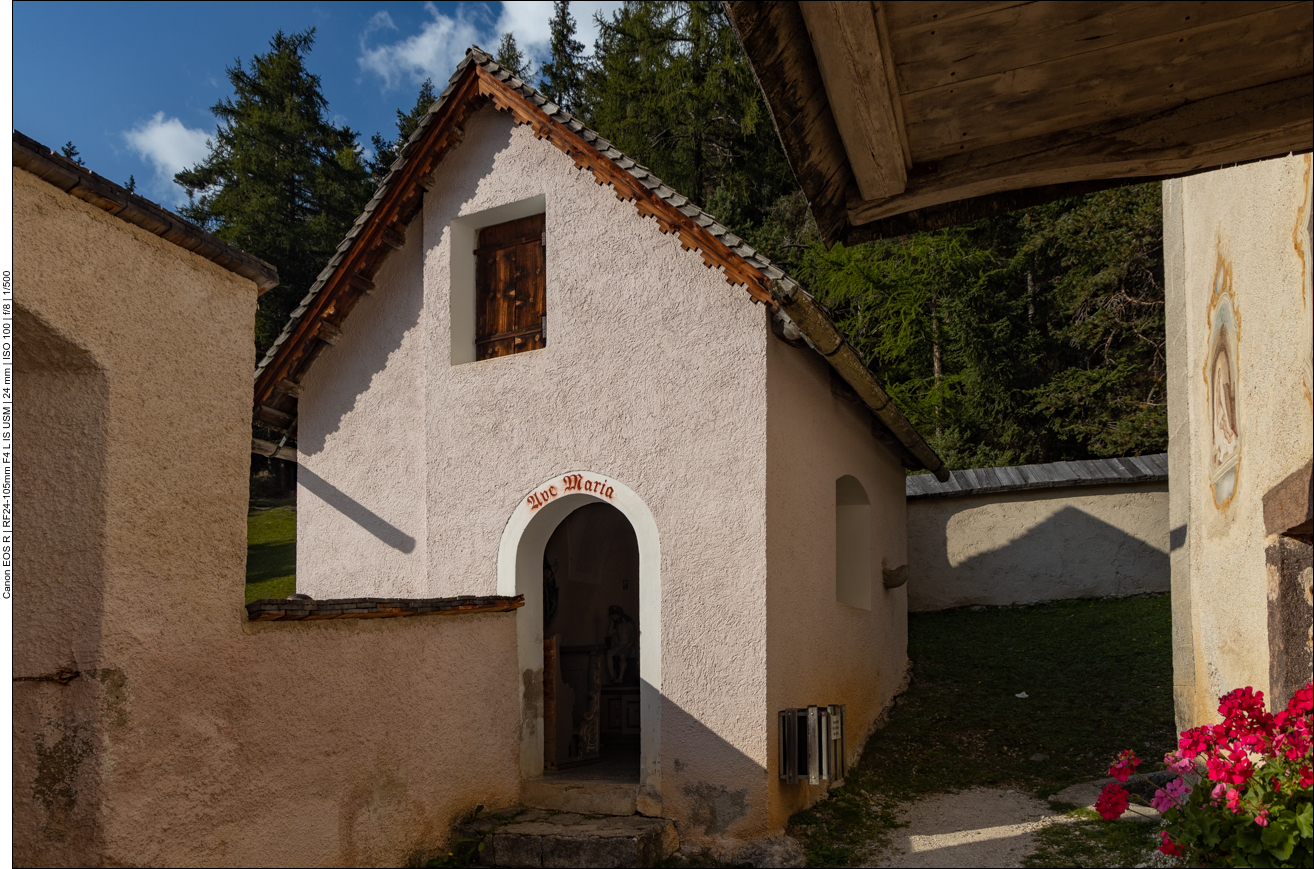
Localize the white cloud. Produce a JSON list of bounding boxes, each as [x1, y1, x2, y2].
[[123, 112, 211, 206], [358, 1, 624, 91], [358, 2, 486, 91]]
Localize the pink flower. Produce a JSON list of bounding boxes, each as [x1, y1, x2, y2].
[[1165, 776, 1190, 804], [1159, 831, 1185, 858], [1095, 783, 1130, 820], [1211, 782, 1227, 803], [1165, 752, 1195, 776], [1108, 749, 1141, 782], [1226, 787, 1242, 813], [1255, 809, 1270, 827], [1151, 788, 1175, 813]]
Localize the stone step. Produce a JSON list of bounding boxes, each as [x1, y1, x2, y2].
[[521, 778, 638, 816], [455, 806, 678, 869]]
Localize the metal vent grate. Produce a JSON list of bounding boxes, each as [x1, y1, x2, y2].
[[779, 705, 845, 785]]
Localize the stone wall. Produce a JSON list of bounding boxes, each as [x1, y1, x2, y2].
[[12, 165, 521, 867], [906, 480, 1170, 611]]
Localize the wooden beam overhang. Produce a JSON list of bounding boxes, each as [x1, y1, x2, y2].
[[726, 0, 1314, 246], [251, 47, 948, 477]]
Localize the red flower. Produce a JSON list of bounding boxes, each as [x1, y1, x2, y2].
[[1159, 831, 1185, 858], [1288, 684, 1313, 716], [1108, 749, 1141, 782], [1226, 787, 1242, 813], [1095, 783, 1130, 820], [1299, 766, 1312, 789]]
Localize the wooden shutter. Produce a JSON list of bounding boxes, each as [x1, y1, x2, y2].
[[475, 213, 546, 360]]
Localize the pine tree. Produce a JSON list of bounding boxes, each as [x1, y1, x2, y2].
[[369, 78, 438, 184], [60, 142, 85, 166], [495, 32, 534, 81], [586, 2, 793, 225], [539, 1, 586, 114], [174, 29, 373, 357], [124, 175, 136, 193]]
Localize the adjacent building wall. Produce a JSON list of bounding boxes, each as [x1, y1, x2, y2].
[[906, 482, 1170, 611], [765, 341, 909, 827], [13, 166, 521, 868], [1164, 154, 1314, 728], [298, 106, 773, 845]]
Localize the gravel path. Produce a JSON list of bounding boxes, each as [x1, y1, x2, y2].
[[873, 788, 1065, 868]]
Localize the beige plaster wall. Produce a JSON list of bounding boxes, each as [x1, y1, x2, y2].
[[765, 342, 909, 828], [13, 167, 520, 867], [906, 483, 1170, 611], [1167, 154, 1314, 727], [298, 106, 772, 844]]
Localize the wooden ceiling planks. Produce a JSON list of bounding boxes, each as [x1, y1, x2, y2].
[[897, 2, 1312, 161], [726, 0, 1314, 244]]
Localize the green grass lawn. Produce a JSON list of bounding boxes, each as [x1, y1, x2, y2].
[[246, 500, 296, 602], [790, 594, 1175, 867]]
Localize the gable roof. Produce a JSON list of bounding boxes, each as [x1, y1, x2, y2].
[[13, 131, 279, 293], [252, 47, 948, 481]]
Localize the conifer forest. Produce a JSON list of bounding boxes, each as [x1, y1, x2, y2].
[[179, 2, 1167, 472]]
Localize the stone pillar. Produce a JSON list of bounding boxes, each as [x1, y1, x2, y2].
[[1162, 178, 1197, 734]]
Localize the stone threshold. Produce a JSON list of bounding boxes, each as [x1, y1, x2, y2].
[[245, 594, 525, 622], [453, 805, 678, 869]]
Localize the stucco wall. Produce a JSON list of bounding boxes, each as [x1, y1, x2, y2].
[[13, 166, 520, 867], [1165, 154, 1314, 727], [906, 483, 1170, 611], [765, 342, 910, 827], [298, 106, 772, 844]]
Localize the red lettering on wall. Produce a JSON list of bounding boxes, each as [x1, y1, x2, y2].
[[531, 476, 615, 510]]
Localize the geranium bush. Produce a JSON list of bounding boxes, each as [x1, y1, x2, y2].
[[1097, 682, 1313, 867]]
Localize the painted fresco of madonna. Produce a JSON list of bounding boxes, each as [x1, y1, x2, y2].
[[1206, 259, 1241, 507]]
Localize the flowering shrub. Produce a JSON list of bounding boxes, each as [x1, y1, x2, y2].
[[1097, 683, 1313, 867]]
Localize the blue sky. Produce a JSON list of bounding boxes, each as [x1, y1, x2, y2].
[[13, 1, 622, 206]]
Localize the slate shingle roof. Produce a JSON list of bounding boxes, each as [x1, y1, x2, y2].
[[905, 454, 1169, 499]]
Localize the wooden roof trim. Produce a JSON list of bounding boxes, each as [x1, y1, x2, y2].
[[471, 65, 774, 304], [249, 47, 945, 477], [13, 131, 279, 293], [252, 63, 483, 412], [723, 0, 854, 243]]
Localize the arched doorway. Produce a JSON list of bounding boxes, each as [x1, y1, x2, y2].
[[543, 503, 639, 776], [497, 472, 661, 808]]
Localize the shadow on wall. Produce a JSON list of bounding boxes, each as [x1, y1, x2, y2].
[[13, 305, 111, 866], [295, 109, 504, 457], [910, 505, 1169, 611], [298, 466, 416, 553]]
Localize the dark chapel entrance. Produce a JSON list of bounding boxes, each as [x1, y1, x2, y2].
[[541, 502, 641, 782]]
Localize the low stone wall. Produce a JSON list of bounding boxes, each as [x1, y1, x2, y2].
[[906, 457, 1170, 611]]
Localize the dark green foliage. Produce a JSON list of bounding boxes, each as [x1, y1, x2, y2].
[[124, 175, 136, 193], [763, 185, 1166, 468], [495, 32, 534, 81], [789, 595, 1176, 866], [60, 141, 85, 166], [174, 29, 374, 358], [539, 0, 586, 114], [369, 77, 438, 184], [584, 1, 795, 228]]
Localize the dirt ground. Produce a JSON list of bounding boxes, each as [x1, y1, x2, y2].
[[872, 788, 1063, 868]]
